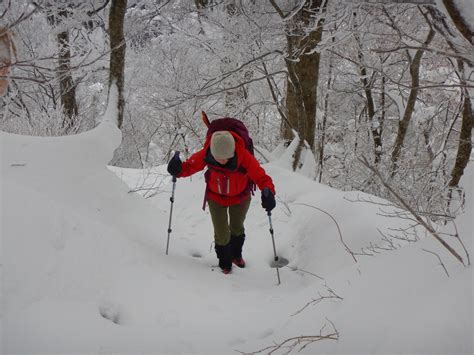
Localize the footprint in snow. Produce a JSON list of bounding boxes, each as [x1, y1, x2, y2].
[[99, 302, 122, 325], [258, 328, 274, 339], [228, 337, 246, 346], [190, 251, 203, 258]]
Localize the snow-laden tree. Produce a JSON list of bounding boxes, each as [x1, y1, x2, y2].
[[1, 0, 472, 218]]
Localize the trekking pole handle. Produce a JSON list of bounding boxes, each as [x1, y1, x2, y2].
[[169, 150, 179, 202], [166, 161, 179, 255]]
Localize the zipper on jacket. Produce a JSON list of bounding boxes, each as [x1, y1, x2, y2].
[[226, 176, 230, 195], [217, 177, 222, 194]]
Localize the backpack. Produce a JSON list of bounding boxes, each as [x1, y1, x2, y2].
[[201, 111, 254, 156], [201, 111, 256, 208]]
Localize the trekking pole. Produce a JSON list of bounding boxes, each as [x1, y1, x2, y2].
[[166, 151, 179, 255], [267, 210, 281, 285]]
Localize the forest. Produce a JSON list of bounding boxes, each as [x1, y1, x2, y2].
[[1, 0, 473, 262], [1, 1, 473, 354]]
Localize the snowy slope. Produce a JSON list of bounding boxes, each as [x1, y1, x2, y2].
[[1, 120, 472, 355]]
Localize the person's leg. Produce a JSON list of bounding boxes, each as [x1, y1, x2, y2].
[[229, 196, 251, 266], [208, 199, 231, 246], [208, 199, 232, 272]]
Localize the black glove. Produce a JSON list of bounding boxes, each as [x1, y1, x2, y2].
[[261, 187, 276, 212], [167, 151, 182, 176]]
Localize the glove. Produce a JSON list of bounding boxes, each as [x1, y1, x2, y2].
[[167, 152, 182, 176], [261, 187, 276, 212]]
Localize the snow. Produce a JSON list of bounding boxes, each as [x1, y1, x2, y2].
[[1, 113, 472, 354]]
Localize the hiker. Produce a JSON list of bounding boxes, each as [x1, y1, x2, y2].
[[167, 128, 276, 274]]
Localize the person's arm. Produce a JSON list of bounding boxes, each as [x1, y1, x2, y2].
[[241, 150, 275, 194], [178, 149, 207, 178]]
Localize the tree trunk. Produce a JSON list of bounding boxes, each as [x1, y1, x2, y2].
[[194, 0, 212, 9], [0, 27, 16, 97], [356, 39, 382, 165], [194, 0, 212, 34], [280, 0, 326, 170], [390, 28, 435, 176], [108, 0, 127, 129], [379, 73, 386, 159], [449, 63, 473, 187], [47, 8, 78, 131], [318, 54, 333, 182], [441, 0, 474, 44], [57, 28, 78, 131]]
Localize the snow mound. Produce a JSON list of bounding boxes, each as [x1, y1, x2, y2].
[[1, 121, 472, 354]]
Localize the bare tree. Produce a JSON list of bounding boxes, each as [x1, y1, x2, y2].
[[108, 0, 127, 128], [448, 66, 473, 188], [390, 12, 435, 176], [0, 26, 16, 97], [440, 0, 474, 44], [353, 27, 384, 165], [360, 156, 469, 266], [46, 5, 79, 131], [424, 5, 473, 189], [271, 0, 327, 170]]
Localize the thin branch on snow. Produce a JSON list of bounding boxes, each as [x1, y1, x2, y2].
[[239, 319, 339, 355], [452, 221, 471, 266], [292, 287, 343, 316], [284, 265, 325, 280], [422, 249, 450, 277], [293, 202, 358, 263], [359, 156, 466, 265]]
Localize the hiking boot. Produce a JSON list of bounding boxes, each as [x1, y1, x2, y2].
[[230, 234, 245, 267], [215, 243, 232, 273], [232, 257, 246, 268]]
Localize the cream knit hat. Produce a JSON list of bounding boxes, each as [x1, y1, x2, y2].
[[210, 131, 235, 160]]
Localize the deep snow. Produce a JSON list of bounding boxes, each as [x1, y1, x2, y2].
[[1, 118, 472, 355]]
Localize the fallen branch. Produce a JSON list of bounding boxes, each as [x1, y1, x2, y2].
[[359, 156, 465, 265], [452, 221, 471, 266], [292, 287, 343, 316], [284, 265, 324, 280], [422, 249, 450, 277], [293, 203, 358, 263], [239, 319, 339, 355]]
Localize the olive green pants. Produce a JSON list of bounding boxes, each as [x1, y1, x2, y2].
[[208, 196, 251, 246]]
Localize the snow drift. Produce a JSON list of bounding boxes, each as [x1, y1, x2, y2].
[[1, 119, 472, 354]]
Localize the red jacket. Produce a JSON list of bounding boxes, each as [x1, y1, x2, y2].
[[178, 132, 275, 207]]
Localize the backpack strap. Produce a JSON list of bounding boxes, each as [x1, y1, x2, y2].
[[202, 111, 211, 128], [202, 169, 210, 210]]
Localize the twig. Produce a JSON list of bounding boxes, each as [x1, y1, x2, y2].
[[239, 319, 339, 355], [452, 221, 471, 266], [284, 265, 324, 280], [359, 156, 465, 265], [422, 249, 450, 277], [292, 287, 343, 316], [293, 203, 358, 263]]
